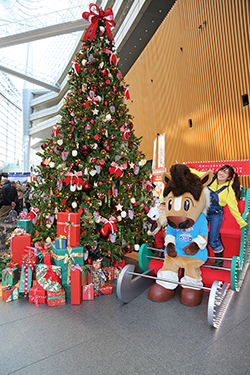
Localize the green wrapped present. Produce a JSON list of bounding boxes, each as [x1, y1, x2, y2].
[[51, 244, 84, 284], [36, 264, 62, 292], [16, 219, 33, 233], [63, 284, 71, 302], [2, 266, 19, 286], [19, 262, 35, 295]]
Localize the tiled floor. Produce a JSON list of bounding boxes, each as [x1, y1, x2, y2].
[[1, 263, 250, 375]]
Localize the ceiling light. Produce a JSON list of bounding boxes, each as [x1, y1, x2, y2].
[[129, 52, 131, 54], [152, 20, 155, 23], [145, 29, 148, 32], [139, 37, 142, 40], [159, 9, 162, 12], [134, 45, 136, 48]]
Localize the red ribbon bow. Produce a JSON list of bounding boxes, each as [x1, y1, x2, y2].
[[82, 3, 116, 42], [100, 216, 117, 235], [44, 266, 62, 284], [109, 162, 127, 178], [123, 86, 130, 100], [64, 170, 84, 187]]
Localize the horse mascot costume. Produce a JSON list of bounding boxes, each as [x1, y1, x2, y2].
[[148, 164, 213, 306]]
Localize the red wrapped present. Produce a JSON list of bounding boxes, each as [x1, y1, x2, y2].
[[82, 283, 94, 300], [29, 286, 47, 306], [11, 233, 31, 269], [47, 289, 65, 306], [103, 266, 115, 281], [43, 252, 51, 266], [57, 212, 80, 247], [94, 284, 113, 297], [2, 286, 19, 302], [81, 265, 92, 285], [71, 265, 82, 305]]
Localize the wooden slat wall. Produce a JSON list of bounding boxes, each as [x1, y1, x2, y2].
[[125, 0, 250, 187]]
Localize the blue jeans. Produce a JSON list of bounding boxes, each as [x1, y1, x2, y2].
[[207, 212, 224, 253]]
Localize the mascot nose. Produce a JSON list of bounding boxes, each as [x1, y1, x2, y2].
[[167, 217, 194, 229]]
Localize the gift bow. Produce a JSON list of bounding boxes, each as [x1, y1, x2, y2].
[[64, 170, 84, 187], [109, 161, 127, 178], [18, 211, 28, 219], [82, 3, 116, 42], [71, 264, 83, 272], [100, 216, 117, 234], [44, 265, 62, 284]]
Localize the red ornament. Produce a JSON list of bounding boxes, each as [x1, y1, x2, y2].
[[41, 160, 45, 166], [81, 145, 91, 156], [100, 70, 108, 77], [83, 181, 92, 193], [90, 119, 95, 125], [41, 143, 46, 150]]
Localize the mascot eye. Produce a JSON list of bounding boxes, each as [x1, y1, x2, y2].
[[168, 199, 172, 211], [184, 199, 190, 211]]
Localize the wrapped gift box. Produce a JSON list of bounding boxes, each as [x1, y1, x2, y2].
[[19, 261, 35, 295], [103, 266, 115, 281], [29, 286, 47, 306], [42, 252, 51, 266], [71, 265, 82, 305], [94, 284, 113, 297], [11, 233, 31, 269], [16, 219, 33, 233], [81, 265, 92, 285], [57, 212, 80, 247], [82, 283, 94, 300], [2, 266, 19, 286], [2, 286, 19, 302], [55, 236, 67, 249], [47, 289, 65, 306], [36, 264, 62, 292], [51, 243, 84, 285], [92, 268, 108, 289]]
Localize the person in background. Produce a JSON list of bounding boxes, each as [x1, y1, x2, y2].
[[0, 179, 18, 221], [24, 183, 31, 212], [191, 165, 247, 267], [15, 180, 24, 214]]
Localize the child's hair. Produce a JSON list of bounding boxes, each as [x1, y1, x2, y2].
[[213, 165, 241, 200]]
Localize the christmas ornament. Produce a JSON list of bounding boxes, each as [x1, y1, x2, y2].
[[61, 150, 68, 161], [49, 162, 55, 168], [41, 143, 46, 149], [81, 145, 91, 156], [57, 139, 63, 146], [128, 210, 134, 219], [70, 184, 76, 192], [72, 150, 78, 157], [121, 211, 126, 218], [82, 59, 87, 66], [110, 106, 115, 113], [106, 114, 111, 121], [72, 202, 78, 209], [134, 244, 140, 252], [83, 181, 92, 193]]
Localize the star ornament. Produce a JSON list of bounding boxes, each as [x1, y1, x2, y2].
[[116, 203, 123, 211], [129, 162, 135, 169], [92, 108, 99, 115]]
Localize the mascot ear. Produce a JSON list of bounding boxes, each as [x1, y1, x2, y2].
[[161, 172, 171, 185], [200, 170, 213, 187]]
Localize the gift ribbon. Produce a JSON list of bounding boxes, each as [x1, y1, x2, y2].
[[82, 3, 116, 42], [4, 286, 14, 302], [57, 213, 80, 246], [22, 260, 35, 297], [94, 286, 104, 296], [2, 268, 15, 286], [83, 284, 94, 299], [57, 235, 67, 248], [30, 288, 46, 307], [82, 265, 91, 284], [52, 246, 84, 284], [44, 265, 62, 284]]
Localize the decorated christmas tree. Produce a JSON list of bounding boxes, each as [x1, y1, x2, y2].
[[30, 3, 153, 261]]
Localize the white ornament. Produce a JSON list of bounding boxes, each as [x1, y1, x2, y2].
[[57, 139, 63, 146], [92, 108, 99, 115], [72, 150, 78, 157], [106, 114, 111, 121], [49, 162, 55, 168], [70, 184, 76, 192], [76, 185, 82, 190], [90, 169, 97, 176], [134, 244, 140, 251], [84, 167, 88, 175], [99, 26, 105, 33], [130, 198, 136, 204], [82, 59, 87, 66], [72, 201, 77, 209], [121, 211, 127, 218], [99, 62, 104, 69], [117, 216, 122, 221]]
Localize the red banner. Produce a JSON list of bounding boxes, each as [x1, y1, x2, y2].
[[184, 160, 250, 176]]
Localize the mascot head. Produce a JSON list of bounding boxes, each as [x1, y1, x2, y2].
[[162, 164, 212, 229]]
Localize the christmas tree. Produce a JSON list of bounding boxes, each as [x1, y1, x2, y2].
[[30, 3, 153, 261]]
